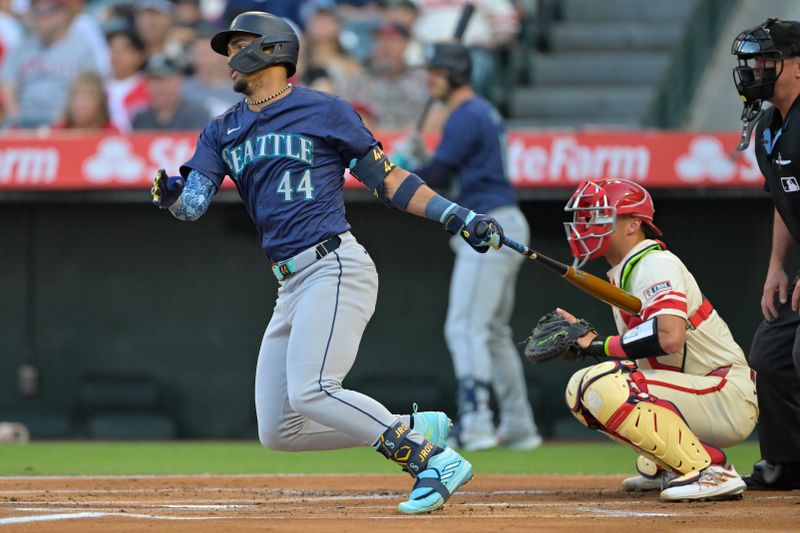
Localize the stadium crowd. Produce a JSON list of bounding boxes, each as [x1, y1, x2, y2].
[[0, 0, 532, 132]]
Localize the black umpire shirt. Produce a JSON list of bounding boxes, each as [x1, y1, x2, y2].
[[755, 95, 800, 243]]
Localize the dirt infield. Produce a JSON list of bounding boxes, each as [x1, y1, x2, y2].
[[0, 474, 797, 532]]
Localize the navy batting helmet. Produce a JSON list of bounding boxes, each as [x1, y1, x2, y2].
[[211, 11, 299, 76], [425, 42, 472, 87]]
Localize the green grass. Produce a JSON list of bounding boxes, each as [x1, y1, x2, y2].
[[0, 441, 761, 477]]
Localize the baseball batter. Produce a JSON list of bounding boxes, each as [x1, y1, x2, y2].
[[401, 42, 540, 451], [539, 178, 758, 501], [149, 11, 505, 514]]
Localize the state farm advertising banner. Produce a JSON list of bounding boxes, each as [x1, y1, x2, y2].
[[0, 131, 762, 190]]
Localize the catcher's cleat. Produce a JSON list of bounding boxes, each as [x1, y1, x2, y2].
[[397, 447, 473, 514], [660, 465, 746, 502], [622, 470, 678, 492], [411, 407, 452, 449]]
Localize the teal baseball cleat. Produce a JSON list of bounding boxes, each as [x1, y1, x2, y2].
[[411, 406, 452, 449], [397, 447, 473, 514]]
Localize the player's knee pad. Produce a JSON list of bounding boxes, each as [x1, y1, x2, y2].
[[567, 360, 715, 476], [565, 361, 631, 429], [565, 365, 594, 428]]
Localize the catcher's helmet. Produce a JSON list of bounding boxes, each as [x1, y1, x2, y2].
[[564, 178, 662, 268], [211, 11, 299, 76], [425, 42, 472, 87], [731, 18, 800, 104]]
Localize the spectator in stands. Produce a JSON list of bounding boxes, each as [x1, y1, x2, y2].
[[334, 0, 383, 23], [66, 0, 111, 77], [303, 6, 362, 93], [0, 0, 98, 128], [134, 0, 176, 57], [385, 0, 417, 29], [221, 0, 302, 28], [171, 0, 202, 58], [106, 28, 150, 132], [183, 26, 241, 117], [339, 21, 427, 131], [132, 53, 209, 130], [303, 66, 336, 94], [54, 71, 116, 130], [410, 0, 520, 96], [0, 0, 24, 123]]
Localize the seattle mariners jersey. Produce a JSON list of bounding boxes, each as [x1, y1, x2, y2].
[[607, 239, 748, 375], [181, 86, 377, 261], [433, 96, 516, 214]]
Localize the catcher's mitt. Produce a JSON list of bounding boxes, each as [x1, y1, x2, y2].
[[524, 311, 596, 363]]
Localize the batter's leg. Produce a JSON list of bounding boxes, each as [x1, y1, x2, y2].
[[283, 244, 422, 447], [255, 299, 370, 450]]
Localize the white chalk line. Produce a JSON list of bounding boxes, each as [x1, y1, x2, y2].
[[0, 494, 681, 526], [0, 505, 678, 526], [2, 512, 643, 525], [0, 473, 623, 481], [0, 512, 236, 525], [0, 487, 607, 497]]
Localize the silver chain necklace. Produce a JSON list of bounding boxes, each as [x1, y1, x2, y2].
[[245, 83, 292, 106]]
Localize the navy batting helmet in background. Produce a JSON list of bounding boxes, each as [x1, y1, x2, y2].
[[211, 11, 299, 76], [425, 42, 472, 88]]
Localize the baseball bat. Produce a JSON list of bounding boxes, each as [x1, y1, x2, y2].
[[474, 222, 642, 315], [415, 2, 475, 132]]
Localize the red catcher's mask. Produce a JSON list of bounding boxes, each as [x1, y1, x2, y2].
[[564, 178, 662, 268]]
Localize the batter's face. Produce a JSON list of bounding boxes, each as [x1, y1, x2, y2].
[[226, 33, 270, 94], [426, 68, 451, 101]]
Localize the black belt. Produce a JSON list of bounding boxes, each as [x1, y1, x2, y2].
[[271, 236, 342, 281]]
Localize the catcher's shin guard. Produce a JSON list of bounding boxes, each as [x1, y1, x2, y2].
[[565, 361, 723, 476], [376, 420, 443, 476]]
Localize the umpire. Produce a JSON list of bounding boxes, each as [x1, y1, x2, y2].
[[732, 18, 800, 490]]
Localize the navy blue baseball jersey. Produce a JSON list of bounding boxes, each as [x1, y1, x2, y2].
[[181, 86, 377, 261], [433, 97, 516, 214]]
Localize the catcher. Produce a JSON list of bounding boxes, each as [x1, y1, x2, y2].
[[526, 178, 758, 502]]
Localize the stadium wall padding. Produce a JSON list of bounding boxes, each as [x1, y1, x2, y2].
[[0, 194, 782, 438]]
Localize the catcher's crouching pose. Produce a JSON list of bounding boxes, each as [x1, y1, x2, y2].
[[526, 178, 758, 502]]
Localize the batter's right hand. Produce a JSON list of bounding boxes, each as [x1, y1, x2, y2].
[[151, 168, 184, 209], [761, 267, 788, 321]]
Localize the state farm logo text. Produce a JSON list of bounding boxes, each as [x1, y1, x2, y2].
[[0, 148, 59, 184], [507, 137, 650, 183]]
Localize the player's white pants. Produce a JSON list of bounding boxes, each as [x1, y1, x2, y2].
[[255, 232, 397, 451], [635, 366, 759, 447], [445, 205, 536, 428]]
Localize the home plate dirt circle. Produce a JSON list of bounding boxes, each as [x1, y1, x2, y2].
[[0, 474, 797, 532]]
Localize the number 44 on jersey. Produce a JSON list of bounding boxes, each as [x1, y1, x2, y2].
[[277, 169, 314, 201]]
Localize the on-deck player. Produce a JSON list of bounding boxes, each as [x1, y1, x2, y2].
[[556, 178, 758, 501], [149, 11, 504, 514], [398, 42, 540, 451]]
